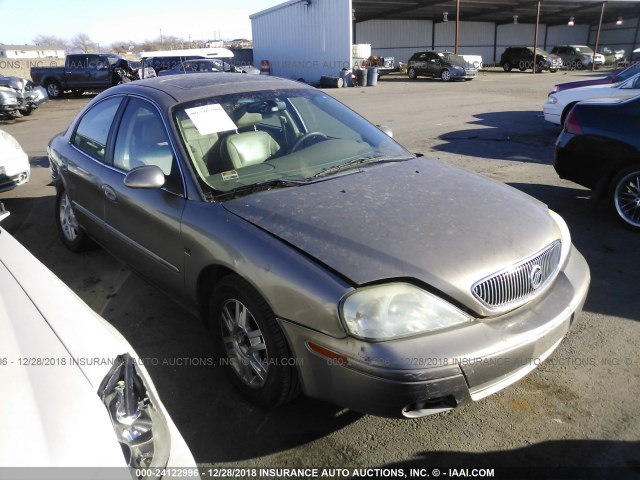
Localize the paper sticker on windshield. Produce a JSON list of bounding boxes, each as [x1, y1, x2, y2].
[[221, 170, 239, 181], [185, 104, 237, 135]]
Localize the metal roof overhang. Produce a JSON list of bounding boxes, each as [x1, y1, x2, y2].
[[353, 0, 640, 26]]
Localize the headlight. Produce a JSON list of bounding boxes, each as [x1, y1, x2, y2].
[[340, 283, 472, 340], [0, 130, 22, 150], [0, 92, 18, 105], [98, 354, 170, 476], [548, 95, 558, 104], [548, 210, 572, 268]]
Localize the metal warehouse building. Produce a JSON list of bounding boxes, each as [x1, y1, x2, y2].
[[250, 0, 640, 82]]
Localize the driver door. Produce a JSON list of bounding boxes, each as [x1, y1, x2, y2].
[[100, 97, 186, 295]]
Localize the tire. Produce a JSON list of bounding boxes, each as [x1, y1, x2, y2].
[[19, 108, 33, 116], [55, 188, 91, 252], [440, 69, 452, 82], [502, 61, 512, 72], [550, 69, 558, 73], [610, 165, 640, 231], [518, 61, 527, 72], [575, 60, 584, 70], [209, 275, 300, 408], [45, 80, 63, 99], [408, 67, 417, 80]]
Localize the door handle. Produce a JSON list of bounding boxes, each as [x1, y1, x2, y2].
[[101, 184, 117, 202]]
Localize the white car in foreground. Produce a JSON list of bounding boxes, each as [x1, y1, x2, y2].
[[543, 71, 640, 125], [0, 129, 30, 192], [0, 206, 198, 477]]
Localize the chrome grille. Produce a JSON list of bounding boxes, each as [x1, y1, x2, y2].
[[472, 241, 562, 311]]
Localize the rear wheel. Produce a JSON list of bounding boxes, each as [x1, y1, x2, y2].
[[55, 188, 91, 252], [408, 67, 417, 80], [45, 80, 63, 99], [209, 275, 300, 408], [502, 61, 512, 72], [610, 165, 640, 231]]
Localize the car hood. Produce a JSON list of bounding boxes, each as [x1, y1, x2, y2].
[[223, 158, 560, 315], [555, 77, 613, 92]]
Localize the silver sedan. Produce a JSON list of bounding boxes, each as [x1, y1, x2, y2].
[[48, 74, 590, 418]]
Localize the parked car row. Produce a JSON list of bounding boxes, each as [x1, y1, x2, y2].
[[405, 44, 606, 82]]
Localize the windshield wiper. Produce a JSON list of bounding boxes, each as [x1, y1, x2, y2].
[[311, 155, 412, 179], [215, 178, 307, 200]]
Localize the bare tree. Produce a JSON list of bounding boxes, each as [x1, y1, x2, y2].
[[32, 34, 68, 50], [69, 33, 95, 53], [110, 41, 136, 55]]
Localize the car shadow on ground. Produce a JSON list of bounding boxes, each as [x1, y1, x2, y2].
[[380, 439, 640, 476], [508, 182, 640, 324], [432, 111, 559, 164]]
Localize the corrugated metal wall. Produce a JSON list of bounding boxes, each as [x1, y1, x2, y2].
[[356, 19, 432, 64], [544, 25, 590, 50], [251, 0, 352, 82], [496, 24, 547, 63], [252, 1, 640, 75], [588, 17, 639, 61], [434, 21, 495, 65]]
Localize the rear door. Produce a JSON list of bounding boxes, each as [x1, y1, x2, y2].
[[65, 96, 124, 244]]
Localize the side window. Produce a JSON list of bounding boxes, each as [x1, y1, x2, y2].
[[72, 96, 122, 162], [113, 98, 183, 195]]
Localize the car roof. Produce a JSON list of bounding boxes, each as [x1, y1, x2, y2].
[[100, 73, 311, 105]]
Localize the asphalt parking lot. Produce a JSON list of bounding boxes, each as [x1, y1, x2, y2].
[[1, 68, 639, 477]]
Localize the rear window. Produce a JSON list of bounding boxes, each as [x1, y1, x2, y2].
[[72, 97, 122, 161]]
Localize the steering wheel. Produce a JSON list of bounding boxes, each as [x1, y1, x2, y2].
[[289, 131, 328, 153]]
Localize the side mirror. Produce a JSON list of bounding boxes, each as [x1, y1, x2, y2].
[[124, 165, 165, 189], [377, 125, 393, 138]]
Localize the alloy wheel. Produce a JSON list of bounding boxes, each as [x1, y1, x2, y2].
[[219, 298, 269, 388], [614, 170, 640, 228], [59, 193, 79, 242]]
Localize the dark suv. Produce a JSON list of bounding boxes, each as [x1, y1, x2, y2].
[[407, 51, 478, 81], [500, 47, 562, 73]]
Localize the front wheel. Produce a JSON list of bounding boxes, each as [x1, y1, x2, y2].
[[440, 69, 452, 82], [55, 188, 92, 251], [209, 275, 300, 408], [610, 166, 640, 231]]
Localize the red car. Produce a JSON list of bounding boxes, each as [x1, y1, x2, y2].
[[552, 62, 640, 93]]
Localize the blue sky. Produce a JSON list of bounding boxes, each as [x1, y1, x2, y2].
[[0, 0, 284, 45]]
